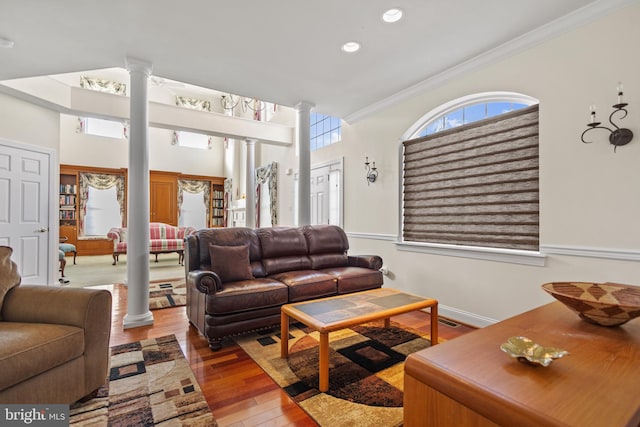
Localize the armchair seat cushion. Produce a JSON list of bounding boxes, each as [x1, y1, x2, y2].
[[207, 279, 288, 315], [0, 322, 84, 391], [269, 270, 337, 302]]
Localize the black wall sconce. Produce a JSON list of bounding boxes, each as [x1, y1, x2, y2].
[[581, 82, 633, 152], [365, 156, 378, 185]]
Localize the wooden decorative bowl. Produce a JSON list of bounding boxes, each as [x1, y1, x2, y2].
[[542, 282, 640, 326]]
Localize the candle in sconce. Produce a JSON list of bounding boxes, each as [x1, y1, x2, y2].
[[589, 104, 596, 123], [617, 82, 624, 104]]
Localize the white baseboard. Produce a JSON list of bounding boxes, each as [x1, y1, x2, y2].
[[421, 304, 497, 328]]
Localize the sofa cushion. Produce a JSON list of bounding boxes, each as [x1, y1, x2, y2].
[[150, 239, 185, 252], [262, 256, 312, 276], [207, 278, 288, 314], [209, 243, 254, 283], [269, 270, 337, 302], [196, 228, 265, 278], [320, 267, 383, 294], [258, 227, 308, 258], [0, 322, 84, 391], [0, 246, 21, 321], [309, 253, 349, 270], [303, 224, 349, 254]]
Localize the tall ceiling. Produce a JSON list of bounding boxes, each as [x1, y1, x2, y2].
[[0, 0, 631, 120]]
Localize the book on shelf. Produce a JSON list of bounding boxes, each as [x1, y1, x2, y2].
[[59, 184, 76, 194], [59, 210, 76, 220], [59, 194, 76, 205]]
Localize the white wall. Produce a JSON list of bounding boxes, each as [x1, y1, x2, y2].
[[306, 3, 640, 325], [59, 114, 225, 176], [0, 92, 59, 149]]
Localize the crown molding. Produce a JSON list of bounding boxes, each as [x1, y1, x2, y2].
[[344, 0, 637, 124]]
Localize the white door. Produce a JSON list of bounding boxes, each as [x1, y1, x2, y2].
[[310, 166, 330, 225], [0, 141, 51, 284]]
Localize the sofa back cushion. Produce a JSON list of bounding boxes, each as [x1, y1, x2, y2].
[[209, 243, 254, 283], [258, 227, 311, 275], [0, 246, 21, 320], [195, 227, 265, 277], [303, 224, 349, 269]]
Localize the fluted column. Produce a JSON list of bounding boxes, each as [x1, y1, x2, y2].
[[245, 138, 257, 228], [123, 57, 154, 329], [296, 101, 314, 226]]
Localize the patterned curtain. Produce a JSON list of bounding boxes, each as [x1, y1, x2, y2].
[[78, 172, 125, 236], [256, 162, 278, 226], [177, 179, 211, 226]]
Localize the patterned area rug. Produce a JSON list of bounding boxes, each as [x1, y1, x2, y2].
[[149, 278, 186, 310], [69, 335, 217, 426], [234, 320, 432, 427]]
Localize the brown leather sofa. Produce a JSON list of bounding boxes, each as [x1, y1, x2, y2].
[[0, 247, 112, 404], [186, 224, 383, 350]]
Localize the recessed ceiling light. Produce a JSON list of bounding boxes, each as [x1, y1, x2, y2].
[[0, 37, 15, 49], [341, 41, 361, 53], [382, 8, 403, 23]]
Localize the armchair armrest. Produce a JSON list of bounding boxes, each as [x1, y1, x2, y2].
[[187, 270, 223, 294], [2, 286, 112, 392], [348, 255, 383, 271]]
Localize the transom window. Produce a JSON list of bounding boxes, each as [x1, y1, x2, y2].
[[417, 102, 528, 137], [172, 131, 212, 149], [310, 113, 341, 151], [78, 117, 127, 139]]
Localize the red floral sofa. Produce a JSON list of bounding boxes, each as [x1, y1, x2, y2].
[[107, 222, 196, 265]]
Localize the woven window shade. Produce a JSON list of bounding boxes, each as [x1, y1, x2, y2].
[[403, 104, 539, 251]]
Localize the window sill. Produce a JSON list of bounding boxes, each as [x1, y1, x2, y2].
[[395, 241, 546, 266]]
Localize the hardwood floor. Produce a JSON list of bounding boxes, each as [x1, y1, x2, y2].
[[106, 284, 475, 426]]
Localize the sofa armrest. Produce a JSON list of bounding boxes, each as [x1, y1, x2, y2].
[[348, 255, 383, 271], [107, 228, 122, 242], [2, 286, 112, 393], [188, 270, 223, 294]]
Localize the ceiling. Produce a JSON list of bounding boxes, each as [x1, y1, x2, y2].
[[0, 0, 629, 120]]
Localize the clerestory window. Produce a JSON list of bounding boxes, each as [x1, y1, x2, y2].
[[310, 113, 341, 151]]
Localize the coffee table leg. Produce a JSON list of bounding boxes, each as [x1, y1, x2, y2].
[[430, 303, 439, 346], [281, 311, 289, 358], [319, 332, 329, 392], [384, 317, 391, 328]]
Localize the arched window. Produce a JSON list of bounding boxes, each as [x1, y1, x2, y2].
[[400, 92, 542, 264]]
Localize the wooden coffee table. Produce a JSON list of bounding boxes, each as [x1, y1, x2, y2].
[[280, 287, 438, 392]]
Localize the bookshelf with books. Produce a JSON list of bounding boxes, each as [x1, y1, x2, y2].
[[59, 171, 78, 247], [211, 183, 225, 227]]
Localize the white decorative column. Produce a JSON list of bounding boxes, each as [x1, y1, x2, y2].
[[296, 101, 314, 225], [123, 57, 154, 329], [245, 138, 257, 228]]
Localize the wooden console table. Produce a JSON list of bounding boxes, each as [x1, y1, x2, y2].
[[404, 302, 640, 427]]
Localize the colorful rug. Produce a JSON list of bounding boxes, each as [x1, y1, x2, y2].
[[69, 335, 217, 426], [149, 278, 186, 310], [234, 320, 432, 427]]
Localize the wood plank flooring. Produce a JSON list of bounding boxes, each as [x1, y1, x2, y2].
[[106, 284, 475, 426]]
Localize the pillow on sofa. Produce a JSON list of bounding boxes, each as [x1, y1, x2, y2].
[[0, 246, 21, 320], [209, 243, 254, 283]]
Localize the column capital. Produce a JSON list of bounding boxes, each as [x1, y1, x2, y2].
[[244, 138, 257, 146], [125, 57, 153, 76], [295, 101, 315, 113]]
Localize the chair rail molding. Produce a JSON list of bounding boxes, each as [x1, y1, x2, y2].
[[345, 231, 396, 241], [540, 244, 640, 261]]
